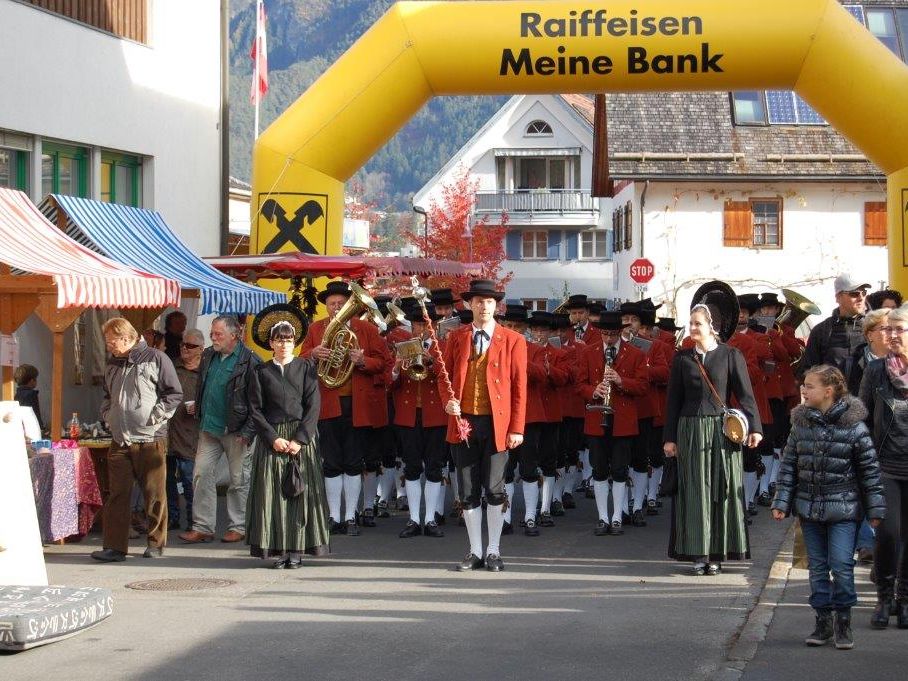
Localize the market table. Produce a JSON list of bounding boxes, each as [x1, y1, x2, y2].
[[28, 447, 102, 544]]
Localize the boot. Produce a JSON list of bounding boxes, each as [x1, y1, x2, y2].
[[834, 610, 853, 650], [804, 610, 833, 646], [871, 580, 895, 629]]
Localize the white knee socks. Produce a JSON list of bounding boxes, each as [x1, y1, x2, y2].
[[342, 474, 361, 521], [433, 479, 445, 518], [378, 467, 396, 502], [553, 468, 566, 502], [486, 504, 505, 557], [503, 482, 515, 523], [325, 475, 343, 523], [540, 476, 555, 514], [404, 479, 422, 524], [424, 480, 442, 524], [744, 471, 758, 506], [362, 472, 378, 512], [611, 481, 627, 525], [522, 480, 539, 523], [648, 467, 663, 501], [463, 506, 483, 558], [630, 470, 648, 511], [593, 480, 610, 522], [770, 451, 782, 485]]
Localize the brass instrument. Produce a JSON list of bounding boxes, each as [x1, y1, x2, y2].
[[394, 337, 428, 381], [383, 300, 407, 328], [552, 297, 570, 314], [360, 305, 388, 333], [317, 282, 381, 388], [436, 316, 462, 340], [776, 288, 821, 332], [586, 348, 616, 428]]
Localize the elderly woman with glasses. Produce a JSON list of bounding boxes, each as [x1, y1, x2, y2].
[[245, 320, 329, 568], [859, 304, 908, 629], [847, 309, 892, 396]]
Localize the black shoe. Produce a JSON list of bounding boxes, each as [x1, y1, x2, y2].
[[501, 521, 513, 535], [692, 561, 707, 576], [539, 512, 554, 527], [271, 556, 291, 569], [486, 553, 504, 572], [143, 546, 163, 558], [632, 510, 647, 527], [656, 499, 663, 508], [594, 519, 609, 536], [646, 499, 659, 516], [897, 600, 908, 629], [585, 486, 596, 499], [551, 500, 565, 517], [345, 519, 361, 536], [434, 512, 446, 526], [706, 562, 721, 576], [91, 548, 126, 562], [524, 519, 540, 537], [872, 589, 894, 629], [376, 500, 391, 518], [457, 553, 484, 571], [747, 502, 758, 516], [609, 521, 624, 536], [805, 611, 834, 646], [286, 556, 303, 569], [834, 611, 854, 650], [361, 509, 377, 528], [424, 521, 444, 538], [399, 520, 421, 538], [397, 499, 409, 512], [622, 512, 631, 524], [328, 518, 345, 535], [562, 493, 576, 510], [757, 491, 772, 507]]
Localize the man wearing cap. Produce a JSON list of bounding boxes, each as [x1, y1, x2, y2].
[[442, 279, 527, 572], [392, 303, 447, 538], [579, 312, 648, 536], [301, 280, 393, 536], [801, 274, 871, 385]]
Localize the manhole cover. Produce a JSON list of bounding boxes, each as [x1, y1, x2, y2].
[[125, 578, 235, 591]]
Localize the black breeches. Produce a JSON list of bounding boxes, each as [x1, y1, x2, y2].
[[588, 432, 631, 483], [452, 415, 509, 509], [397, 413, 447, 483]]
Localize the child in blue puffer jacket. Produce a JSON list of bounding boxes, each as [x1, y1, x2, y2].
[[772, 364, 885, 650]]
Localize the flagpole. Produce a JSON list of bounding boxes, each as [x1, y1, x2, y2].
[[253, 0, 261, 140]]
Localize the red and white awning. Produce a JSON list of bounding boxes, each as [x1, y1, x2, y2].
[[0, 188, 180, 309]]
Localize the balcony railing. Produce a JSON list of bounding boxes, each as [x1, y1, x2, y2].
[[474, 189, 597, 213]]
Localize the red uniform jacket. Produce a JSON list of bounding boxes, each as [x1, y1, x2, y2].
[[391, 338, 447, 428], [630, 335, 670, 422], [578, 341, 648, 438], [774, 326, 803, 398], [728, 331, 772, 425], [300, 316, 393, 427], [525, 343, 549, 425], [441, 324, 527, 451], [543, 344, 571, 423]]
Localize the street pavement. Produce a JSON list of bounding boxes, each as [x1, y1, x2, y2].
[[0, 488, 813, 681]]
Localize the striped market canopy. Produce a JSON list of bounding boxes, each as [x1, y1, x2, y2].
[[0, 188, 180, 309], [41, 194, 285, 315]]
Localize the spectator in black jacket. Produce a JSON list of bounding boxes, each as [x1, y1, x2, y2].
[[801, 274, 870, 388], [14, 363, 44, 434]]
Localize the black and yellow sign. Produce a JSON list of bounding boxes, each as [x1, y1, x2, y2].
[[254, 192, 328, 255]]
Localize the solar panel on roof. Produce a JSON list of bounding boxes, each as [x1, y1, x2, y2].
[[844, 5, 866, 24], [795, 95, 826, 124], [766, 90, 796, 124]]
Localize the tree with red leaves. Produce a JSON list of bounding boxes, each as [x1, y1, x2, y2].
[[405, 166, 511, 297]]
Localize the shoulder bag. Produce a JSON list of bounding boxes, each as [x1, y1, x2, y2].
[[695, 356, 749, 445]]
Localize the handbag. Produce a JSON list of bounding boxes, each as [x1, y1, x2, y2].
[[695, 357, 750, 445], [661, 457, 679, 496], [281, 455, 305, 500]]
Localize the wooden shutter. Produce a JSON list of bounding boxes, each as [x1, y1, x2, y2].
[[623, 202, 633, 250], [864, 201, 887, 246], [723, 200, 752, 247], [505, 230, 521, 259]]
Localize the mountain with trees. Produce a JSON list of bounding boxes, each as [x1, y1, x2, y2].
[[229, 0, 507, 211]]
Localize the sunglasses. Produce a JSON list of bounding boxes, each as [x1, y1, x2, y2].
[[844, 290, 866, 299], [181, 342, 201, 349]]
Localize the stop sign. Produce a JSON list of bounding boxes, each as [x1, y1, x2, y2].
[[629, 258, 655, 284]]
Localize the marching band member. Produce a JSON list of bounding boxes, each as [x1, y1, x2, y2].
[[442, 279, 527, 572], [300, 280, 393, 537], [393, 304, 447, 538], [564, 297, 601, 498], [578, 312, 648, 536]]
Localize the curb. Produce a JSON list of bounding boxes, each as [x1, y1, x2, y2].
[[709, 521, 796, 681]]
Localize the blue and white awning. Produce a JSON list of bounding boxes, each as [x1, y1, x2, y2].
[[40, 195, 285, 315]]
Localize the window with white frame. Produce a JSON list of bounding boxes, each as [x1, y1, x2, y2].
[[522, 299, 548, 312], [521, 231, 548, 259], [516, 157, 568, 190], [525, 120, 553, 136], [580, 230, 608, 259]]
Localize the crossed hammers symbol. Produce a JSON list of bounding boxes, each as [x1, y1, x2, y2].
[[261, 199, 324, 254]]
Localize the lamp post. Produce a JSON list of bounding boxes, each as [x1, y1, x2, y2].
[[413, 205, 429, 257]]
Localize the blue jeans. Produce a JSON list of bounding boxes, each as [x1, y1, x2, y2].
[[801, 519, 859, 611], [856, 519, 875, 551], [166, 455, 195, 523]]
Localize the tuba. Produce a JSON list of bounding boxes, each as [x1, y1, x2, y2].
[[775, 288, 821, 332], [394, 337, 428, 381], [317, 282, 381, 388]]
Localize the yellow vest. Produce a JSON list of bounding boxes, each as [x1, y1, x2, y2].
[[461, 347, 491, 416]]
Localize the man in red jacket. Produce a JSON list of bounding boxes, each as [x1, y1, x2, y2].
[[442, 280, 527, 572], [300, 280, 393, 536], [578, 312, 648, 536]]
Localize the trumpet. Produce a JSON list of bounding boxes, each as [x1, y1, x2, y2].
[[395, 337, 429, 381]]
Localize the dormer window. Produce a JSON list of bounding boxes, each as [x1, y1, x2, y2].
[[525, 120, 553, 136]]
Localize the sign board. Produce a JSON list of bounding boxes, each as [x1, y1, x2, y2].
[[629, 258, 655, 284]]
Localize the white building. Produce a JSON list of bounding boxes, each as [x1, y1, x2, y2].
[[0, 0, 224, 430]]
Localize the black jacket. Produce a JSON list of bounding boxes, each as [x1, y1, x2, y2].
[[248, 358, 320, 447], [663, 343, 762, 443], [772, 395, 884, 523], [801, 310, 865, 385], [859, 358, 908, 479], [195, 342, 260, 441]]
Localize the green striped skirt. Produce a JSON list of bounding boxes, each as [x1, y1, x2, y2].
[[668, 415, 750, 562], [246, 421, 330, 557]]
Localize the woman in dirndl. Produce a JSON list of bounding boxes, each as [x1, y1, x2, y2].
[[246, 320, 330, 567], [663, 293, 763, 576]]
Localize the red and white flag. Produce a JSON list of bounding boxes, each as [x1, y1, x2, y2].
[[249, 0, 268, 103]]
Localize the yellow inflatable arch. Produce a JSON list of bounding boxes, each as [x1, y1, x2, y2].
[[251, 0, 908, 292]]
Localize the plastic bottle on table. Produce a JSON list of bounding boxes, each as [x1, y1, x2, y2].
[[69, 412, 81, 440]]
